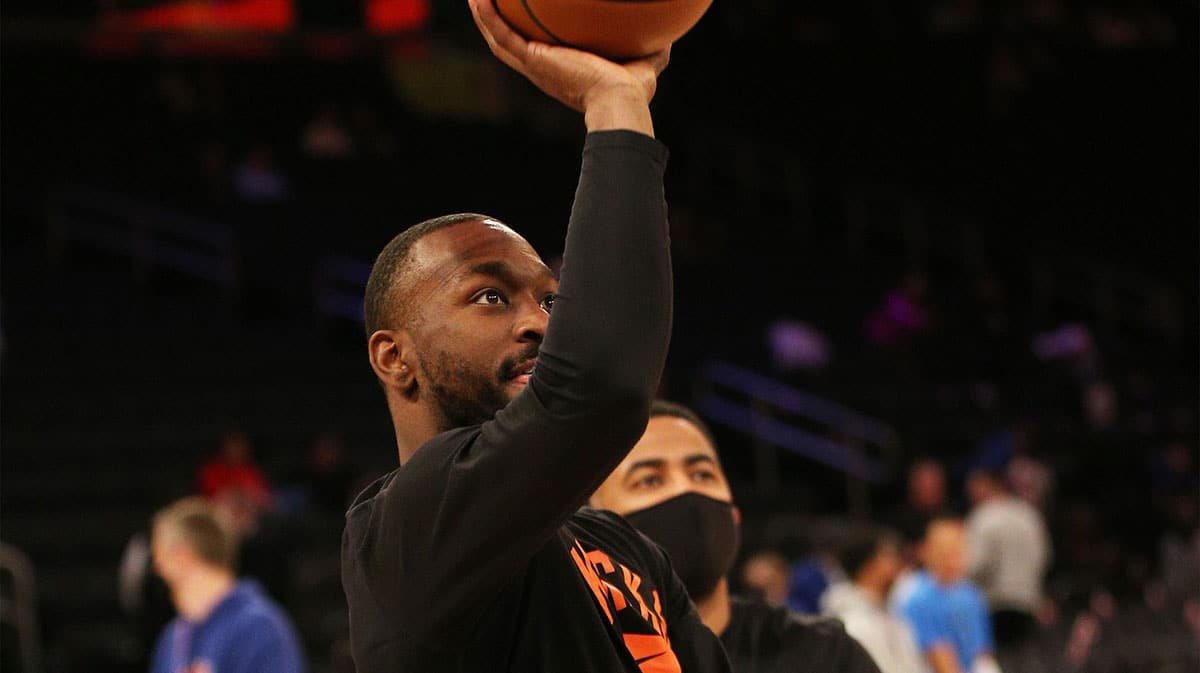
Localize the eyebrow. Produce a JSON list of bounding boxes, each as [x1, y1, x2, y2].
[[624, 454, 717, 476]]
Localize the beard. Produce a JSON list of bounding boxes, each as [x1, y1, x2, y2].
[[419, 344, 538, 431]]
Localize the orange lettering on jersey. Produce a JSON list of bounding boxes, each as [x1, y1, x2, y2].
[[586, 549, 616, 574], [652, 590, 667, 634], [569, 538, 681, 673], [623, 633, 683, 673], [622, 565, 660, 634], [570, 545, 613, 623], [604, 580, 629, 611]]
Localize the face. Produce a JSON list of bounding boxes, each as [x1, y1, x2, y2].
[[923, 521, 967, 584], [403, 219, 558, 430], [591, 415, 734, 515], [909, 462, 945, 510], [870, 540, 905, 588], [150, 524, 185, 586]]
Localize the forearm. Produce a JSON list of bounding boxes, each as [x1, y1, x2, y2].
[[532, 128, 671, 422]]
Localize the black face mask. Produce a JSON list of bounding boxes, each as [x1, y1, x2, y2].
[[624, 492, 740, 599]]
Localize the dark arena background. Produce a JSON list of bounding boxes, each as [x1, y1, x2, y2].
[[1, 1, 1197, 672]]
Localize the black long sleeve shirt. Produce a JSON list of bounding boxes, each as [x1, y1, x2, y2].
[[341, 131, 732, 673], [722, 596, 882, 673]]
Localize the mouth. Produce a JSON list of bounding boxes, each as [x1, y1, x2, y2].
[[506, 359, 537, 387]]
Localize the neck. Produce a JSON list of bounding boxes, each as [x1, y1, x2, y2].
[[172, 566, 236, 622], [390, 399, 442, 465], [695, 578, 732, 636]]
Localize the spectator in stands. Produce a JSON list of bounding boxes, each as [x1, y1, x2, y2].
[[822, 525, 926, 673], [198, 429, 272, 510], [1006, 433, 1055, 513], [149, 496, 305, 673], [591, 399, 881, 673], [740, 549, 792, 608], [895, 518, 999, 673], [787, 551, 844, 616], [210, 486, 296, 607], [965, 467, 1051, 652], [284, 430, 356, 518], [232, 144, 290, 204], [1157, 489, 1200, 605], [301, 102, 353, 159], [890, 457, 956, 553], [864, 270, 931, 351]]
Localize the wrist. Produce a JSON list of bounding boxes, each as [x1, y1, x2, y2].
[[583, 86, 654, 136]]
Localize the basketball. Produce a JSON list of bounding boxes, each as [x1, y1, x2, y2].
[[493, 0, 713, 61]]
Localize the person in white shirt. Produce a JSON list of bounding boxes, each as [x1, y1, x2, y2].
[[823, 525, 927, 673], [965, 468, 1051, 650]]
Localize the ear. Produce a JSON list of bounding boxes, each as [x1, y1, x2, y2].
[[368, 329, 418, 396]]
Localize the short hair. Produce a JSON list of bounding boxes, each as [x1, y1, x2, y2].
[[649, 399, 718, 450], [835, 524, 901, 579], [363, 213, 493, 336], [153, 497, 237, 570]]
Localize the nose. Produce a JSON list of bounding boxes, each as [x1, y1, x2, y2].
[[514, 298, 549, 343]]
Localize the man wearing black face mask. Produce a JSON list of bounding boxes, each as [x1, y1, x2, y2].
[[591, 400, 881, 673]]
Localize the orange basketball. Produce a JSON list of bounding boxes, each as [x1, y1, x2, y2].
[[493, 0, 713, 61]]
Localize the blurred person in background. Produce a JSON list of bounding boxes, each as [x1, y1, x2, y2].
[[149, 496, 304, 673], [890, 457, 957, 558], [283, 430, 356, 518], [964, 467, 1050, 653], [895, 518, 999, 673], [198, 429, 273, 510], [740, 549, 792, 608], [822, 525, 926, 673], [232, 143, 290, 204], [864, 270, 931, 352], [211, 486, 296, 609], [591, 399, 881, 673], [301, 102, 353, 159]]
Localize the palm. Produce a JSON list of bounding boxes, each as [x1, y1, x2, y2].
[[469, 0, 667, 113]]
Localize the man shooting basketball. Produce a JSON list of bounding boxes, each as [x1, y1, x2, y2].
[[340, 1, 731, 672]]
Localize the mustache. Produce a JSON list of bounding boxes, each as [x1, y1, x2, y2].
[[498, 345, 541, 381]]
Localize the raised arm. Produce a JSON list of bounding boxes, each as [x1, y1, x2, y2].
[[344, 0, 674, 644]]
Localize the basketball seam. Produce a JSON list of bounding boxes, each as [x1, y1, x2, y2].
[[503, 0, 677, 61], [517, 0, 572, 48]]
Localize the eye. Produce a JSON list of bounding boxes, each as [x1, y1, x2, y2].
[[472, 289, 508, 306], [632, 474, 662, 490], [540, 293, 557, 313], [691, 470, 716, 483]]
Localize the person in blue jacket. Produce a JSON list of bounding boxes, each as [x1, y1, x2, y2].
[[149, 496, 305, 673]]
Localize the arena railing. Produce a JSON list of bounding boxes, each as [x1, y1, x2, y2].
[[312, 255, 373, 324], [693, 359, 900, 517], [47, 186, 239, 294]]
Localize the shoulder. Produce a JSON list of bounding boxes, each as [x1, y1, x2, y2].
[[732, 596, 845, 641], [731, 597, 879, 672], [345, 427, 482, 518], [957, 582, 989, 607], [227, 585, 300, 641], [570, 507, 665, 562]]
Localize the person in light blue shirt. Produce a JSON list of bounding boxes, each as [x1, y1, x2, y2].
[[895, 518, 998, 673], [149, 496, 305, 673]]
